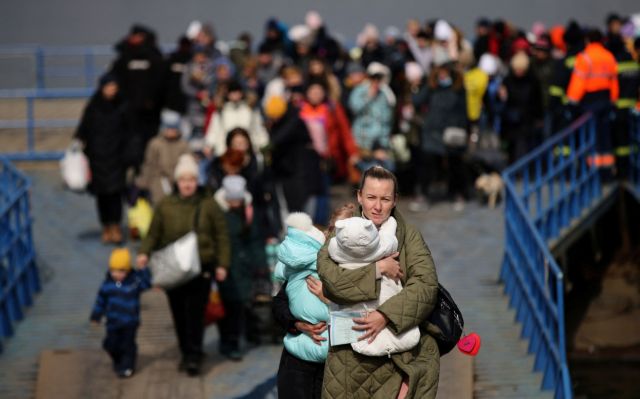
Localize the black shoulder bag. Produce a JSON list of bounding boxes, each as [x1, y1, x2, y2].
[[425, 283, 464, 355]]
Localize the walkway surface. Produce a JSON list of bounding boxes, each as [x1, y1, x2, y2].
[[0, 167, 552, 398]]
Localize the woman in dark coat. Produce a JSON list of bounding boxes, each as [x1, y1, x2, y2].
[[264, 97, 323, 217], [500, 52, 544, 164], [416, 62, 469, 210], [75, 74, 129, 243]]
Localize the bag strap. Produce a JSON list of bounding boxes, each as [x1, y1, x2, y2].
[[193, 201, 203, 231]]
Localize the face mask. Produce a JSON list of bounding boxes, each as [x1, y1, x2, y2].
[[438, 77, 453, 87]]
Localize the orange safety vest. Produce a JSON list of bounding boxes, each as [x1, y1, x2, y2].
[[566, 43, 619, 103]]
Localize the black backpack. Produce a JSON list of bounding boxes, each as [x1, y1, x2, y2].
[[425, 283, 464, 355]]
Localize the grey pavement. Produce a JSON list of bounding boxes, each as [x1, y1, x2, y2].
[[0, 168, 552, 398]]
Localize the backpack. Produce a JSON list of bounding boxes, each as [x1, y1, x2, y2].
[[424, 283, 464, 355]]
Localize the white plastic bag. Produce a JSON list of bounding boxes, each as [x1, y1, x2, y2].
[[148, 231, 201, 289], [60, 140, 90, 191]]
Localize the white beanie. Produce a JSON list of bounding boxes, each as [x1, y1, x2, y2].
[[222, 175, 246, 201], [478, 53, 499, 76], [186, 21, 202, 40], [405, 61, 424, 82], [434, 20, 454, 41], [174, 154, 199, 180], [288, 24, 312, 44], [285, 212, 326, 245]]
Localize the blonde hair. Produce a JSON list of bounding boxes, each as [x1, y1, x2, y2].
[[325, 203, 357, 237]]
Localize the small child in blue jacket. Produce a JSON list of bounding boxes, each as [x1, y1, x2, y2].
[[90, 248, 151, 378]]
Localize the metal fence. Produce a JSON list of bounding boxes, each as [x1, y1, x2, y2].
[[0, 44, 173, 90], [0, 158, 40, 353], [0, 88, 92, 161], [499, 114, 599, 399]]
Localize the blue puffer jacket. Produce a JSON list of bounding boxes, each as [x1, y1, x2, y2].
[[90, 268, 152, 330], [274, 227, 329, 363]]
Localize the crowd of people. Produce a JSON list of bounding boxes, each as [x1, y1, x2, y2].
[[81, 9, 640, 395]]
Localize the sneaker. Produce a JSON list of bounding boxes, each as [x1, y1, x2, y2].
[[117, 368, 133, 378]]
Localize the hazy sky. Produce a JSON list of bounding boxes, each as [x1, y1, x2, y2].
[[1, 0, 638, 46]]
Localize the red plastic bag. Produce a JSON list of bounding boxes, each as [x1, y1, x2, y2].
[[204, 281, 225, 325]]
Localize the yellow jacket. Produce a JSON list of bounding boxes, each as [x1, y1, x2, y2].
[[464, 68, 489, 121]]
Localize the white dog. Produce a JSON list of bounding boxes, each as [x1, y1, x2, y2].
[[475, 172, 504, 209]]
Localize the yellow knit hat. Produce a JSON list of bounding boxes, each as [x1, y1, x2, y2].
[[264, 96, 287, 120], [109, 248, 132, 271]]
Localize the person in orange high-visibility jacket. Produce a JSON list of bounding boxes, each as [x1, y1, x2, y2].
[[567, 29, 618, 174]]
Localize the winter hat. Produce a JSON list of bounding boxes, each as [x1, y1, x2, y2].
[[366, 62, 390, 82], [222, 175, 247, 201], [434, 20, 454, 41], [98, 73, 118, 87], [288, 24, 312, 44], [174, 153, 199, 180], [109, 248, 132, 271], [285, 212, 326, 245], [478, 53, 499, 76], [305, 10, 323, 30], [331, 217, 380, 259], [384, 26, 401, 41], [405, 61, 424, 83], [161, 109, 181, 130], [186, 20, 202, 40], [264, 95, 287, 120]]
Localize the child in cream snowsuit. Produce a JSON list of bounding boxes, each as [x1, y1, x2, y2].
[[328, 216, 420, 356]]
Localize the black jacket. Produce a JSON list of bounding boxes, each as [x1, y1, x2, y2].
[[75, 90, 129, 195]]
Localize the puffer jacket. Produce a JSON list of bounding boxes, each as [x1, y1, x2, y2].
[[317, 210, 440, 399], [274, 227, 329, 363], [139, 189, 231, 273]]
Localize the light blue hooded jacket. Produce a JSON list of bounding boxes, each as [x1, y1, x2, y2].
[[274, 227, 329, 363]]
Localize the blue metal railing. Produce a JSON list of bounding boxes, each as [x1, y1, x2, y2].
[[0, 88, 93, 161], [0, 158, 40, 353], [0, 44, 173, 90], [500, 114, 600, 399]]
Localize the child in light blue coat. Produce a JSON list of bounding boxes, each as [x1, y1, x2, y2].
[[274, 212, 329, 363]]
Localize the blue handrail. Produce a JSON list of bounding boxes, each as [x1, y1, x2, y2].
[[0, 88, 93, 161], [0, 158, 40, 353], [0, 44, 174, 90], [500, 114, 599, 399]]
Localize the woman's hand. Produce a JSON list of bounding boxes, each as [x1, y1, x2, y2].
[[376, 252, 403, 281], [215, 267, 228, 282], [352, 310, 389, 344], [136, 254, 149, 268], [295, 321, 328, 345], [306, 276, 330, 304]]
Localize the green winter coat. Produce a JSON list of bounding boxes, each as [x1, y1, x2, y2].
[[317, 209, 440, 399], [139, 189, 231, 273]]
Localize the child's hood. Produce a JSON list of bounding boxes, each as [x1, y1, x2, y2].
[[277, 227, 322, 270]]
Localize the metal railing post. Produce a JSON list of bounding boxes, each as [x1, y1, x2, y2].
[[35, 47, 45, 90], [26, 97, 35, 154]]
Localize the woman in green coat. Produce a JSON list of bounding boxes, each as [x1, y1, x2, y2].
[[317, 166, 440, 399], [137, 154, 231, 376]]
